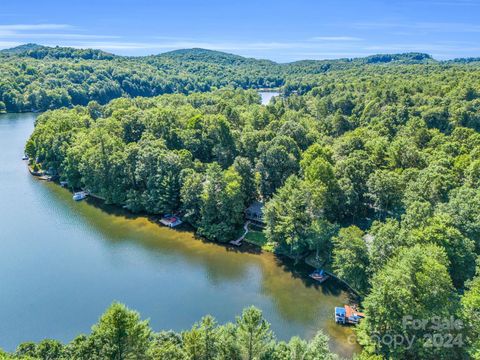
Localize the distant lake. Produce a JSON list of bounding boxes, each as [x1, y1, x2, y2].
[[259, 91, 280, 105], [0, 112, 359, 358]]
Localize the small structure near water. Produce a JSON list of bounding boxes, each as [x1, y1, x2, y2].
[[309, 269, 330, 283], [245, 201, 264, 226], [160, 215, 183, 228], [230, 221, 250, 246], [73, 191, 88, 201], [335, 305, 365, 325]]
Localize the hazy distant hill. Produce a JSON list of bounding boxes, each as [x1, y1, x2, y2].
[[0, 43, 437, 65], [154, 48, 276, 66], [0, 43, 115, 60], [0, 43, 44, 55], [0, 43, 477, 112]]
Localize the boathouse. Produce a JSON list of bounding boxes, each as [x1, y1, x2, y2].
[[245, 201, 264, 225], [335, 305, 365, 325]]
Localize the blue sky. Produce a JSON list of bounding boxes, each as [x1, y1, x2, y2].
[[0, 0, 479, 62]]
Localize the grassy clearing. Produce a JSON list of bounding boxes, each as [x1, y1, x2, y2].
[[244, 229, 276, 252], [245, 230, 266, 246]]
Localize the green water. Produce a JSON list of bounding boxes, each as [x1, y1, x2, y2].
[[0, 112, 359, 357]]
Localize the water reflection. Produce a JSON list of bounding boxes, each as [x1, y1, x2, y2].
[[0, 113, 359, 358], [41, 182, 359, 356]]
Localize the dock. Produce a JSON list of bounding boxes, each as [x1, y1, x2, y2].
[[87, 192, 106, 201], [230, 221, 250, 246], [38, 175, 52, 181]]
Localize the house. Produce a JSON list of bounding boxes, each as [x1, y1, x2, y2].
[[245, 201, 264, 225]]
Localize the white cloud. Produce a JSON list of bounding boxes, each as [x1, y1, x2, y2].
[[0, 24, 72, 31], [0, 41, 22, 48], [69, 38, 369, 53], [352, 21, 480, 33], [310, 36, 363, 41], [2, 33, 120, 39], [0, 23, 120, 42], [0, 23, 477, 61], [70, 40, 306, 52], [365, 43, 480, 52]]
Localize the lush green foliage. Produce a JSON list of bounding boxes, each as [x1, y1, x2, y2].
[[1, 44, 475, 113], [0, 303, 337, 360], [357, 244, 458, 359], [22, 47, 480, 359], [461, 262, 480, 359], [0, 45, 281, 113]]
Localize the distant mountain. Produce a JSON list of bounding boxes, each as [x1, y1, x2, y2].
[[0, 43, 478, 113], [362, 52, 434, 64], [154, 48, 277, 66], [0, 44, 463, 66], [0, 43, 44, 55], [289, 52, 435, 67], [0, 43, 115, 60], [446, 57, 480, 64]]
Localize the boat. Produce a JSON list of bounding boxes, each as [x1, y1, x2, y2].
[[60, 181, 68, 187], [309, 269, 330, 283], [22, 155, 29, 161], [160, 215, 183, 228], [73, 191, 88, 201]]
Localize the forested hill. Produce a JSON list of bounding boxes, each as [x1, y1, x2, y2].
[[0, 43, 44, 55], [1, 43, 477, 113], [26, 66, 480, 358], [0, 43, 116, 60], [153, 48, 276, 66]]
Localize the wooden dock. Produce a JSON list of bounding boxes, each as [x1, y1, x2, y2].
[[230, 221, 250, 246]]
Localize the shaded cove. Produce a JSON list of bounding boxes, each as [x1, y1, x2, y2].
[[0, 112, 359, 358]]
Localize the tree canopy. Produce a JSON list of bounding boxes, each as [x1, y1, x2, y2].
[[1, 303, 338, 360], [19, 45, 480, 359]]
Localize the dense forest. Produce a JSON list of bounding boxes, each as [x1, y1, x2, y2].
[[0, 303, 339, 360], [2, 43, 477, 113], [10, 44, 480, 359]]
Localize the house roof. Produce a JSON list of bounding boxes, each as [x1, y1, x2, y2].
[[246, 201, 264, 216], [345, 305, 365, 318], [335, 307, 346, 316]]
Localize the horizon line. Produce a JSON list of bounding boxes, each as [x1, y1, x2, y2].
[[1, 42, 479, 63]]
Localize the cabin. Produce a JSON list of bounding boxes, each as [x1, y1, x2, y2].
[[245, 201, 264, 225]]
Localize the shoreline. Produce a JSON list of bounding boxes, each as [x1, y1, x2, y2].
[[32, 171, 360, 301]]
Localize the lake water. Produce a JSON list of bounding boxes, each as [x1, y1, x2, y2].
[[259, 91, 280, 105], [0, 112, 358, 357]]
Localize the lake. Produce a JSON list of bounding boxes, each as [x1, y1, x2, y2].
[[0, 112, 358, 357], [259, 91, 280, 105]]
